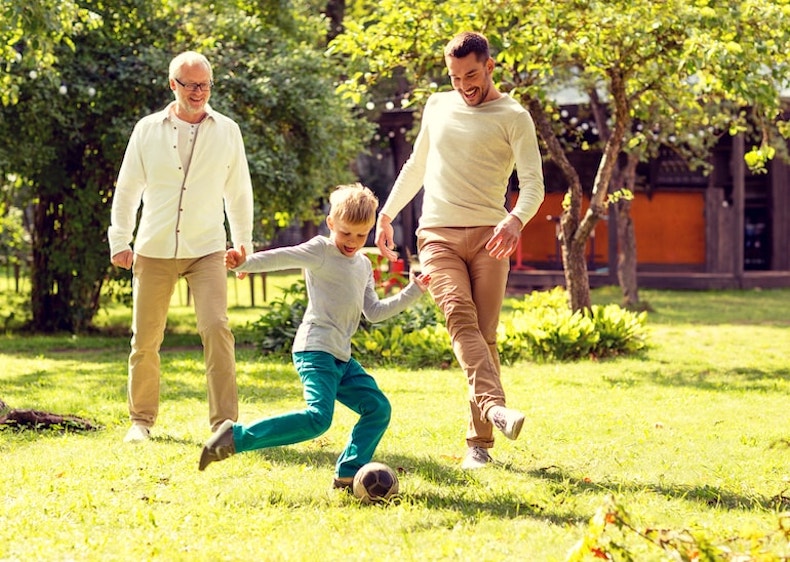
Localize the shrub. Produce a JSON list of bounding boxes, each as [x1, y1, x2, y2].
[[247, 278, 307, 355], [247, 282, 648, 366], [246, 279, 452, 368], [352, 303, 454, 369], [510, 306, 599, 362], [504, 287, 649, 362], [589, 303, 649, 356]]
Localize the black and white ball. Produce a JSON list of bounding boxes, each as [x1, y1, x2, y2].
[[352, 462, 399, 503]]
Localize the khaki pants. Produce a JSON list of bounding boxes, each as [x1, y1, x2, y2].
[[128, 252, 238, 431], [418, 226, 510, 448]]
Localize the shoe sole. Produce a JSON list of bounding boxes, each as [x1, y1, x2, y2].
[[504, 415, 524, 440], [199, 443, 235, 471], [198, 448, 212, 471], [461, 460, 489, 470]]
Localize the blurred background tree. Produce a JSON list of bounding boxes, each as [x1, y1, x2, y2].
[[330, 0, 790, 311], [0, 0, 371, 332], [2, 0, 789, 330]]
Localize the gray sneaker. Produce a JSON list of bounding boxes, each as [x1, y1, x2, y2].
[[199, 419, 236, 471], [488, 406, 525, 440], [461, 446, 493, 470]]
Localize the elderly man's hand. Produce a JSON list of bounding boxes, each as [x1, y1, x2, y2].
[[111, 250, 134, 270]]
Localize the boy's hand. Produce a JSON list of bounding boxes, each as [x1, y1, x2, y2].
[[412, 272, 431, 292], [225, 246, 248, 279]]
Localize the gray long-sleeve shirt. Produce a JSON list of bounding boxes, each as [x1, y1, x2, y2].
[[235, 236, 425, 362]]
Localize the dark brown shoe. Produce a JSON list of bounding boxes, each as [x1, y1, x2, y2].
[[332, 476, 354, 493], [199, 419, 236, 471]]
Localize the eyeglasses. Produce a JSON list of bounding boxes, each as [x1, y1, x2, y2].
[[174, 77, 214, 92]]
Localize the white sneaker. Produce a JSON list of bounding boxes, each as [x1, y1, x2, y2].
[[124, 423, 151, 443], [487, 406, 525, 440], [461, 446, 493, 470]]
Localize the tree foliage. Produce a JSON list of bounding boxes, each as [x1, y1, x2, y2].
[[1, 0, 100, 105], [0, 0, 372, 332], [331, 0, 790, 311]]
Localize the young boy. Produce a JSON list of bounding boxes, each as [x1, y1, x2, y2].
[[199, 183, 431, 490]]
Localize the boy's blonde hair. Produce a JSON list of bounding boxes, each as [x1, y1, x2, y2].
[[328, 183, 378, 226]]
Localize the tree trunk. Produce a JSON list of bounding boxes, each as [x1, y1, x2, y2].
[[616, 154, 640, 308], [525, 69, 631, 314], [526, 98, 592, 311], [580, 71, 636, 308], [562, 224, 591, 310], [324, 0, 346, 42], [29, 153, 110, 333], [0, 397, 97, 431], [30, 187, 70, 332], [615, 199, 638, 306]]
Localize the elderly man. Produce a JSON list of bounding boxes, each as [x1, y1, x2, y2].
[[108, 51, 254, 442]]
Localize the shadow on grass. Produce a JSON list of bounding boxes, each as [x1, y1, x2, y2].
[[1, 347, 303, 415], [237, 446, 588, 523], [601, 366, 790, 393], [531, 464, 790, 512], [93, 421, 790, 524]]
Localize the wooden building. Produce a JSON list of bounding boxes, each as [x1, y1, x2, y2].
[[375, 109, 790, 292]]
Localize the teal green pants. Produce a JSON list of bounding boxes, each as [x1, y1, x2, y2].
[[232, 351, 391, 479]]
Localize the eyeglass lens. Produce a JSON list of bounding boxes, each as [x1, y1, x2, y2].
[[176, 78, 212, 91]]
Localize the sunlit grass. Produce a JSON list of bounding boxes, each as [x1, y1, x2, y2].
[[2, 286, 790, 560]]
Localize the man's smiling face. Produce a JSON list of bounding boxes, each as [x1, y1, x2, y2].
[[446, 52, 496, 107]]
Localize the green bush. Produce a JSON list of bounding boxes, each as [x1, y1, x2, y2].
[[504, 287, 648, 362], [247, 282, 648, 366], [352, 302, 454, 369], [247, 278, 308, 355], [509, 306, 598, 362], [496, 321, 529, 366], [589, 302, 649, 356], [0, 290, 31, 332]]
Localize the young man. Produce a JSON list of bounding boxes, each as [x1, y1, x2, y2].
[[375, 31, 545, 469], [200, 184, 430, 490], [108, 51, 254, 442]]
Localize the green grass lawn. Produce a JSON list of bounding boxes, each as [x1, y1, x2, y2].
[[1, 283, 790, 561]]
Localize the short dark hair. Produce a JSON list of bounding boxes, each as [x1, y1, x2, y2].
[[444, 32, 490, 62]]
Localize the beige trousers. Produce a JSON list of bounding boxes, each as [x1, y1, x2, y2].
[[418, 226, 510, 449], [128, 252, 238, 431]]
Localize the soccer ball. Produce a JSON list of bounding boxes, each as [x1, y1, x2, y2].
[[352, 462, 399, 503]]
